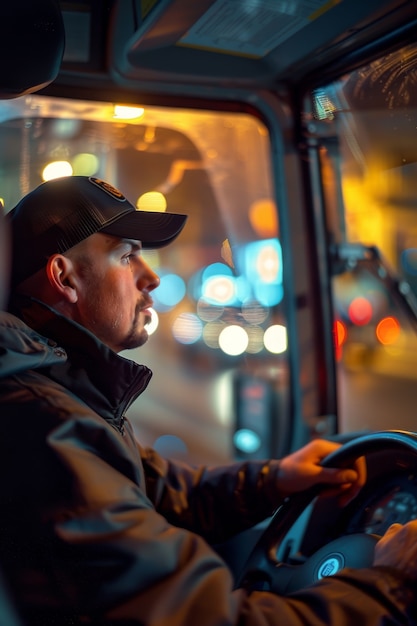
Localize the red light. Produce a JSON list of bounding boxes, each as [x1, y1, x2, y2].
[[333, 319, 347, 348], [376, 316, 400, 345], [348, 297, 373, 325], [333, 320, 347, 362]]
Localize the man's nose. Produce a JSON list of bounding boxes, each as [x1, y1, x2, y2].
[[137, 259, 160, 292]]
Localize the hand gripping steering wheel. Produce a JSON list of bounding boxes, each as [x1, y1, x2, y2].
[[236, 430, 417, 594]]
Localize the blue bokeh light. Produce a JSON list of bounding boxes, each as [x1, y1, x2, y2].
[[153, 272, 186, 311]]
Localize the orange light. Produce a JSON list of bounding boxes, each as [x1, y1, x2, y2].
[[333, 319, 347, 348], [348, 297, 373, 325], [376, 316, 400, 345], [249, 199, 278, 238], [333, 319, 347, 362]]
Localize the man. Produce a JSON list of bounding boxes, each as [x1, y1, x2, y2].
[[1, 175, 416, 625]]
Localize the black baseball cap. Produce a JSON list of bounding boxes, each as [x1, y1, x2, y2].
[[7, 175, 187, 288]]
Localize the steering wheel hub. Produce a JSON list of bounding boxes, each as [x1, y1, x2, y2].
[[316, 553, 344, 578]]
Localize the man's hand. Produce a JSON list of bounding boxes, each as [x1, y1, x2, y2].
[[374, 520, 417, 579], [278, 439, 366, 505]]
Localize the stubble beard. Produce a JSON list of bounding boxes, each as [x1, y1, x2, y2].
[[120, 305, 151, 351]]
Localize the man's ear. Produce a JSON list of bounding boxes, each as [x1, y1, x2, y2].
[[45, 254, 78, 303]]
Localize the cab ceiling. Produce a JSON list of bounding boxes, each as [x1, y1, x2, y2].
[[54, 0, 417, 98]]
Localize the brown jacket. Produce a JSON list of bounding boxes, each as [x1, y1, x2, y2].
[[0, 300, 415, 625]]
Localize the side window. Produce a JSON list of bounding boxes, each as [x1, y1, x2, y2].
[[306, 43, 417, 435], [0, 95, 289, 463]]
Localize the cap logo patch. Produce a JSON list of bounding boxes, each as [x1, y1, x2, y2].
[[88, 176, 126, 201]]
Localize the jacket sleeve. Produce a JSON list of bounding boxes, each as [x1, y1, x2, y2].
[[4, 404, 415, 625], [44, 412, 412, 626], [237, 566, 416, 625], [138, 439, 283, 543]]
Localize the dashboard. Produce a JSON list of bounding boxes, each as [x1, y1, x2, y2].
[[346, 475, 417, 536]]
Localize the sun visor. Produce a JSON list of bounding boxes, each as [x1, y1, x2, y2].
[[0, 0, 65, 99]]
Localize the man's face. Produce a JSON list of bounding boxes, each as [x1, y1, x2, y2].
[[69, 233, 160, 353]]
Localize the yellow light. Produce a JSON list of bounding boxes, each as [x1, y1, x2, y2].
[[218, 325, 248, 356], [113, 105, 145, 120], [246, 326, 264, 353], [42, 161, 73, 181], [264, 324, 287, 354], [146, 308, 159, 335], [202, 321, 224, 349], [137, 191, 167, 212], [71, 153, 99, 176]]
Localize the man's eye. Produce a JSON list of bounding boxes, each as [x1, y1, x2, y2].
[[123, 252, 141, 265]]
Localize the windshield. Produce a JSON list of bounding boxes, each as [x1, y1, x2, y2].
[[0, 94, 288, 464], [308, 42, 417, 435]]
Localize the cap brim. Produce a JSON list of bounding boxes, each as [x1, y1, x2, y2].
[[100, 210, 187, 248]]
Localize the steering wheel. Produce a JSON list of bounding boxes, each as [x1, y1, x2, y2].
[[236, 430, 417, 594]]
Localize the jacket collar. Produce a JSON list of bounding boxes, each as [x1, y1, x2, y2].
[[6, 295, 153, 426], [0, 310, 66, 376]]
